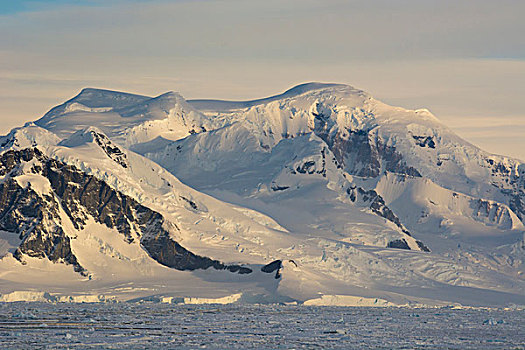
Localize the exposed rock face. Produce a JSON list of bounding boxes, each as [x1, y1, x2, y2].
[[387, 239, 410, 250], [346, 185, 432, 251], [296, 160, 317, 174], [509, 195, 525, 222], [89, 130, 129, 168], [387, 237, 430, 252], [270, 184, 290, 192], [0, 148, 252, 275], [412, 135, 436, 149], [261, 260, 283, 279], [472, 198, 517, 229], [0, 178, 85, 274], [276, 140, 430, 251], [288, 147, 331, 178], [416, 241, 431, 252], [481, 157, 525, 223], [0, 135, 20, 149], [347, 186, 412, 236], [312, 107, 421, 178], [141, 231, 251, 273], [0, 148, 85, 273]]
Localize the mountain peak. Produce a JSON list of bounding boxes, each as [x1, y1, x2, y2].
[[187, 82, 364, 112], [71, 88, 150, 109], [280, 82, 360, 96], [58, 126, 107, 147], [37, 88, 151, 125], [0, 124, 60, 151]]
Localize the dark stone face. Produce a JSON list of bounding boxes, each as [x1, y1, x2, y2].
[[261, 260, 283, 279], [509, 195, 524, 221], [312, 115, 421, 179], [479, 157, 525, 223], [270, 184, 289, 192], [296, 161, 316, 174], [0, 148, 252, 275], [0, 175, 84, 274], [347, 186, 413, 238], [179, 196, 199, 211], [412, 135, 436, 149], [90, 130, 129, 168], [416, 241, 431, 252], [387, 239, 410, 250], [345, 185, 432, 251]]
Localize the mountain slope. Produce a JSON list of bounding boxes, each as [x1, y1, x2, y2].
[[0, 83, 523, 306]]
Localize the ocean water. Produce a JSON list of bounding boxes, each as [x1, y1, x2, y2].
[[0, 303, 523, 349]]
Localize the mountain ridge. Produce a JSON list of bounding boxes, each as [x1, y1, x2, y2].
[[0, 82, 523, 306]]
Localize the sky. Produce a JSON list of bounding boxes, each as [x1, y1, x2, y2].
[[1, 0, 524, 159]]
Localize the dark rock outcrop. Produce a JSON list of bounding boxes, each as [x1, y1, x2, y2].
[[387, 239, 410, 250], [141, 231, 252, 273], [296, 160, 316, 174], [89, 130, 129, 168], [509, 193, 525, 222], [261, 260, 283, 279], [0, 148, 252, 275], [0, 177, 85, 274], [312, 107, 421, 178], [346, 186, 432, 251], [482, 157, 525, 223], [271, 184, 290, 192], [412, 135, 436, 149], [179, 196, 199, 211], [347, 186, 412, 237], [416, 240, 431, 252]]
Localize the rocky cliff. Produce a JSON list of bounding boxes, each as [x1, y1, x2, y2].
[[0, 148, 252, 275]]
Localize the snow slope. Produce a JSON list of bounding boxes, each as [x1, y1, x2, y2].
[[0, 83, 523, 307]]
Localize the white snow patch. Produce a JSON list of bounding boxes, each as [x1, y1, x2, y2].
[[0, 231, 21, 258], [0, 291, 117, 303], [304, 294, 394, 307], [183, 293, 243, 305]]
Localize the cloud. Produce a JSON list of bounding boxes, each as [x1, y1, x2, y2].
[[2, 0, 524, 61]]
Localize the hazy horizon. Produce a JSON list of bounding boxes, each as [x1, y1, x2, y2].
[[1, 0, 524, 159]]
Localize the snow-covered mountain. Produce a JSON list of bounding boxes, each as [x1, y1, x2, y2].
[[0, 83, 523, 306]]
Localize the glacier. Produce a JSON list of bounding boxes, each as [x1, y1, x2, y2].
[[0, 82, 523, 307]]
